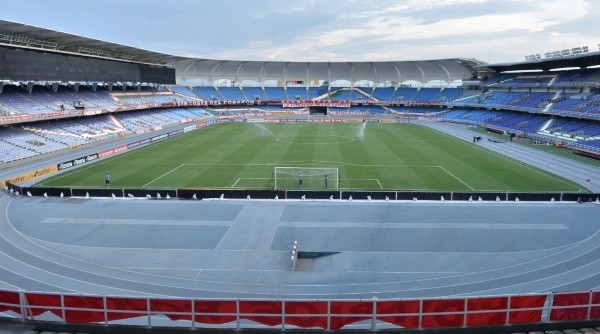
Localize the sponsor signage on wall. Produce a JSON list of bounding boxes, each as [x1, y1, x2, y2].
[[282, 100, 351, 108], [98, 145, 128, 159], [57, 154, 99, 171], [3, 165, 58, 187]]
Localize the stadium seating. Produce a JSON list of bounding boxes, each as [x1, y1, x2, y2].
[[552, 68, 600, 86], [485, 111, 550, 133], [348, 88, 372, 100], [0, 106, 214, 163], [391, 106, 443, 114], [329, 87, 351, 100], [485, 74, 555, 88], [242, 87, 267, 101], [0, 127, 68, 159], [308, 87, 328, 99], [392, 88, 418, 102], [544, 118, 600, 138], [264, 87, 286, 100], [0, 84, 202, 117], [411, 88, 441, 102], [193, 86, 223, 100], [440, 109, 499, 123], [218, 87, 247, 100], [579, 139, 600, 148], [66, 86, 118, 109], [329, 105, 387, 114], [371, 87, 395, 102], [286, 87, 308, 100], [170, 86, 198, 99], [0, 85, 67, 114]]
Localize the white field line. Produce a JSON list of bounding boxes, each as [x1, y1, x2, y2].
[[143, 164, 184, 187], [232, 177, 384, 189], [181, 162, 443, 168], [468, 143, 586, 191], [438, 166, 475, 190], [231, 177, 272, 188], [426, 124, 587, 192], [37, 141, 163, 186]]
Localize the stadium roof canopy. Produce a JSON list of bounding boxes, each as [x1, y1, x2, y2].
[[0, 19, 183, 65], [0, 19, 484, 86], [480, 51, 600, 72], [173, 58, 483, 87]]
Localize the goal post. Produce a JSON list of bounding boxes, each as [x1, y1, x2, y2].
[[274, 167, 339, 190]]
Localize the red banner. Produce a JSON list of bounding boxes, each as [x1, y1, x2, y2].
[[1, 289, 595, 330], [421, 299, 465, 328], [194, 300, 236, 324], [466, 297, 508, 326], [282, 100, 351, 108], [105, 297, 147, 321], [329, 301, 372, 330], [239, 300, 282, 326], [593, 291, 600, 319], [150, 299, 192, 322], [377, 300, 420, 328], [550, 292, 590, 321], [64, 295, 105, 323], [0, 291, 21, 314], [284, 301, 328, 329], [508, 295, 546, 324], [24, 293, 62, 317], [98, 144, 128, 159]]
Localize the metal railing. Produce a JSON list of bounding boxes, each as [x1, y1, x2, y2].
[[0, 289, 597, 330]]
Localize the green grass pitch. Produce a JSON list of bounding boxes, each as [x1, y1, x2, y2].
[[37, 122, 586, 192]]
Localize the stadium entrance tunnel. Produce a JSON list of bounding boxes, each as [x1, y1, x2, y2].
[[295, 251, 342, 272]]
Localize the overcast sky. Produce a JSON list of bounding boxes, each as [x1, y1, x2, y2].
[[2, 0, 599, 63]]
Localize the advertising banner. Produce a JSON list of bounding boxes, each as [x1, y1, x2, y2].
[[98, 145, 128, 159], [3, 165, 58, 187], [57, 154, 99, 171], [282, 100, 351, 108]]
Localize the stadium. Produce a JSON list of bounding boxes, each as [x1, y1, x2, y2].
[[0, 15, 599, 334]]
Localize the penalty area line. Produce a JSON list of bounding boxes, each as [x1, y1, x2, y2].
[[231, 177, 272, 188], [438, 166, 474, 190], [143, 164, 185, 187]]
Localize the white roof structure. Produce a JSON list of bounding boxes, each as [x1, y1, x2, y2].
[[0, 19, 483, 87], [174, 58, 482, 87]]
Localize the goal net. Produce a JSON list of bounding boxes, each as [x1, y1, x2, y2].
[[274, 167, 339, 190]]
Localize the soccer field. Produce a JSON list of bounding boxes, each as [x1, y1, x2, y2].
[[37, 122, 585, 192]]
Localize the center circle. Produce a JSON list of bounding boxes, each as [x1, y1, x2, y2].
[[276, 135, 356, 144]]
